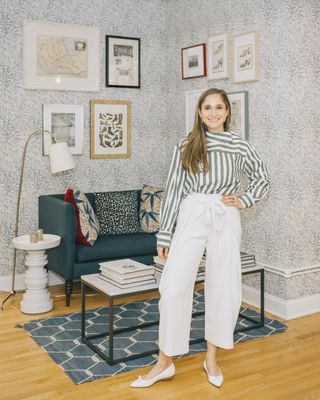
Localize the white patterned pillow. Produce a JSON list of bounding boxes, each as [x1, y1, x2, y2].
[[139, 185, 164, 233], [72, 188, 100, 245]]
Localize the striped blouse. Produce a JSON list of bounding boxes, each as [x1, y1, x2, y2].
[[156, 131, 271, 248]]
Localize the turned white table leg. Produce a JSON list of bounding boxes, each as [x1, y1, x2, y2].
[[20, 249, 53, 314]]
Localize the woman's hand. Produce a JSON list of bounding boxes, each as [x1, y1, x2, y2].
[[157, 246, 169, 262], [221, 194, 245, 210]]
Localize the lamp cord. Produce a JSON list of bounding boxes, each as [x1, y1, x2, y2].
[[0, 129, 57, 311]]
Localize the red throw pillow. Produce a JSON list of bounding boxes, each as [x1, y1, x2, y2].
[[64, 188, 90, 246]]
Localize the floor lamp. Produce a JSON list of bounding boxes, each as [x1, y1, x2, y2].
[[0, 129, 75, 310]]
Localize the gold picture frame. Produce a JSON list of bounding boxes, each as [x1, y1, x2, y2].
[[90, 100, 131, 159]]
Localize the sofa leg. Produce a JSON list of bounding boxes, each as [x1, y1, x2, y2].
[[65, 280, 73, 306]]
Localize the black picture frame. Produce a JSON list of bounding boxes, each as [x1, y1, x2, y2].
[[106, 35, 141, 89]]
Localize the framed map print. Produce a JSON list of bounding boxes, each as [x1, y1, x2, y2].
[[23, 21, 100, 91], [90, 100, 131, 159]]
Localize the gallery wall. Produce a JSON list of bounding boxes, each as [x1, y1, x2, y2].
[[0, 0, 169, 278], [0, 0, 319, 317]]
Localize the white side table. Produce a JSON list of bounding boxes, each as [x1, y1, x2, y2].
[[12, 234, 61, 314]]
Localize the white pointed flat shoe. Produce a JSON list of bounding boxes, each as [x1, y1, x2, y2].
[[130, 363, 175, 388], [203, 358, 224, 388]]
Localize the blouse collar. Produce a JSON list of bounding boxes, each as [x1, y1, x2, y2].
[[205, 131, 233, 142]]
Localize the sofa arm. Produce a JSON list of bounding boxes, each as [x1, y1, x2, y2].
[[38, 195, 77, 280]]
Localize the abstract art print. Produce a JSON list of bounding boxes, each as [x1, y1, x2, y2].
[[181, 43, 206, 79], [106, 35, 140, 88], [207, 33, 230, 80], [90, 100, 131, 159], [43, 104, 84, 155], [23, 21, 100, 91], [233, 31, 259, 83]]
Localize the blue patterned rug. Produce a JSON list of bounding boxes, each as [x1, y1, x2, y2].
[[17, 291, 287, 384]]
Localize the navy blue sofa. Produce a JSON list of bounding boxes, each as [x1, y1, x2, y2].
[[38, 190, 157, 306]]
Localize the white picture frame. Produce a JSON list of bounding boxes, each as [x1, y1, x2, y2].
[[185, 88, 204, 134], [228, 91, 249, 139], [90, 100, 131, 159], [233, 31, 259, 83], [185, 89, 249, 139], [23, 20, 100, 91], [207, 32, 230, 80], [43, 104, 84, 155]]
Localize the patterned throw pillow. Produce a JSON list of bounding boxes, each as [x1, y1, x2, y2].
[[139, 184, 164, 233], [64, 188, 100, 246], [94, 191, 142, 235]]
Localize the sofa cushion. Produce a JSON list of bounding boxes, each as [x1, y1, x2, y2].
[[139, 184, 164, 233], [64, 188, 99, 246], [94, 191, 141, 235], [76, 232, 157, 263]]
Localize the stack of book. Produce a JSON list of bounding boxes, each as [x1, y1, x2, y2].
[[240, 252, 256, 269], [153, 251, 256, 278], [153, 256, 206, 281], [99, 259, 156, 289]]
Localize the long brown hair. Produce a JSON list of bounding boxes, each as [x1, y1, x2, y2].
[[181, 88, 231, 174]]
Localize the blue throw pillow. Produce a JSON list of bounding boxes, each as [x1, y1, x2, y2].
[[139, 184, 164, 233], [94, 191, 142, 235]]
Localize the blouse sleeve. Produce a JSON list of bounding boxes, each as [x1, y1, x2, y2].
[[156, 144, 186, 248], [238, 142, 271, 208]]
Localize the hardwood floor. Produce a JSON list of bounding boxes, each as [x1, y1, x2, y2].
[[0, 285, 320, 400]]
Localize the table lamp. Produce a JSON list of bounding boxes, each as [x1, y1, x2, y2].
[[0, 129, 75, 310]]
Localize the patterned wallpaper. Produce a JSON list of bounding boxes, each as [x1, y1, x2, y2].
[[0, 0, 319, 301], [0, 0, 169, 276]]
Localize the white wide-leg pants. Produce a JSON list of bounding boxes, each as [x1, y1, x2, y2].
[[158, 192, 242, 356]]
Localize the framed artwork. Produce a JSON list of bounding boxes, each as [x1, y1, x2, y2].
[[233, 31, 259, 83], [90, 100, 131, 159], [185, 89, 249, 139], [42, 104, 84, 155], [23, 21, 100, 91], [181, 43, 206, 79], [185, 88, 204, 133], [207, 32, 230, 80], [106, 35, 140, 88], [228, 91, 249, 139]]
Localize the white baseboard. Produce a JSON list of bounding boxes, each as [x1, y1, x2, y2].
[[0, 272, 64, 291], [242, 283, 320, 320], [1, 274, 319, 320]]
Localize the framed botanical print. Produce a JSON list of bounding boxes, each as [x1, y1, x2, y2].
[[90, 100, 131, 159], [106, 35, 140, 88], [181, 43, 206, 79], [207, 32, 230, 80], [233, 31, 259, 83], [23, 21, 100, 91], [228, 91, 249, 139], [42, 104, 84, 155]]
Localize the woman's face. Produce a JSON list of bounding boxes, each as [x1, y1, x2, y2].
[[198, 94, 229, 133]]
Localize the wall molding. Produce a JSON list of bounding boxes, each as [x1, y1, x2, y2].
[[1, 270, 320, 320], [258, 261, 320, 278], [0, 271, 64, 292], [242, 283, 320, 320]]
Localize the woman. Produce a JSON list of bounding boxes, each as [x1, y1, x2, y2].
[[131, 88, 270, 388]]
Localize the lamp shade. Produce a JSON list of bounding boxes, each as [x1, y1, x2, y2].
[[49, 142, 75, 174]]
